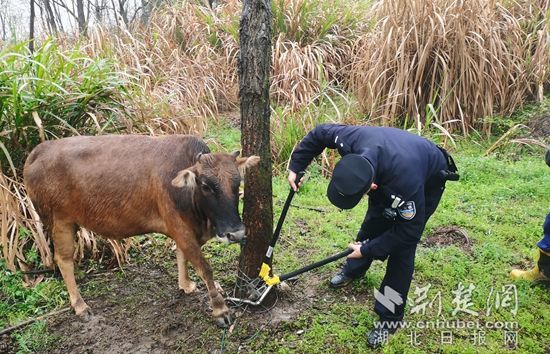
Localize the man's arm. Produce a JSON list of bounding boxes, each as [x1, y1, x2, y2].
[[288, 124, 339, 173], [359, 187, 426, 260]]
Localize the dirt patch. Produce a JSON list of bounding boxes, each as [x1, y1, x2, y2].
[[422, 226, 472, 253], [1, 259, 350, 354], [526, 114, 550, 140], [0, 333, 17, 353], [294, 218, 310, 236], [1, 238, 380, 354], [42, 262, 219, 354]]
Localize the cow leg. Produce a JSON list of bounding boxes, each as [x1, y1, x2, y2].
[[176, 246, 196, 294], [173, 237, 231, 328], [52, 219, 92, 321]]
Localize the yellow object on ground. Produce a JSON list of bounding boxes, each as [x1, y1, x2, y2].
[[510, 249, 550, 281]]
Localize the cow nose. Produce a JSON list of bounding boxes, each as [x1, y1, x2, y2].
[[226, 229, 245, 242]]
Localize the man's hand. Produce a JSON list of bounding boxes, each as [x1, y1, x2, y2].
[[347, 242, 363, 259], [288, 170, 302, 191]]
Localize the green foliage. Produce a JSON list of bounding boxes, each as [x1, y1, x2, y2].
[[271, 87, 358, 171], [11, 321, 60, 354], [244, 141, 550, 353], [0, 39, 130, 172], [272, 0, 369, 45], [0, 260, 66, 328]]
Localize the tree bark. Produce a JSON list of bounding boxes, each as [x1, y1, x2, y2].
[[117, 0, 129, 27], [42, 0, 58, 34], [0, 9, 6, 41], [76, 0, 87, 36], [237, 0, 273, 284], [29, 0, 35, 53]]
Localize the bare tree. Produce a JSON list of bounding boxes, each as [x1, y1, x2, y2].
[[111, 0, 129, 27], [41, 0, 58, 34], [237, 0, 273, 285], [0, 8, 6, 41], [29, 0, 35, 52], [76, 0, 87, 35]]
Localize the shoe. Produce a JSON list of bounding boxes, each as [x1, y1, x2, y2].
[[366, 326, 397, 348], [329, 271, 354, 288], [510, 249, 550, 281]]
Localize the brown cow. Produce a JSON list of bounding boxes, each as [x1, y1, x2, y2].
[[23, 134, 259, 327]]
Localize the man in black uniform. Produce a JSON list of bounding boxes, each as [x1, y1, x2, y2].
[[288, 124, 459, 347]]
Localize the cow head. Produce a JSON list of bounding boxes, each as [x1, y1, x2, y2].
[[171, 151, 260, 243]]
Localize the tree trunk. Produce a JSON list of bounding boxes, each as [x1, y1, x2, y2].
[[117, 0, 129, 27], [237, 0, 273, 285], [42, 0, 58, 34], [76, 0, 87, 36], [29, 0, 35, 53], [0, 10, 6, 41]]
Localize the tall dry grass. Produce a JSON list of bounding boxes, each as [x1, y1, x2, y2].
[[84, 0, 366, 116], [85, 1, 240, 134], [348, 0, 550, 135], [271, 0, 368, 108], [2, 0, 366, 273]]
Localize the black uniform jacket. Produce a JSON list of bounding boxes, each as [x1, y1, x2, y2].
[[289, 124, 447, 259]]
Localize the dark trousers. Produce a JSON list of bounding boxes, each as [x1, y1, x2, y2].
[[342, 177, 446, 324], [536, 213, 550, 252]]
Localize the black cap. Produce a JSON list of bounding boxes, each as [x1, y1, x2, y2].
[[327, 154, 374, 209]]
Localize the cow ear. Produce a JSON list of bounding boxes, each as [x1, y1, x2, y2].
[[236, 155, 260, 176], [171, 169, 197, 189], [231, 150, 240, 159]]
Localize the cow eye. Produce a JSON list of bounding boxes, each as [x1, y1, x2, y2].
[[201, 182, 212, 193]]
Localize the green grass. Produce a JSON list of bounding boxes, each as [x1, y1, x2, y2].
[[11, 321, 60, 353], [0, 261, 66, 329], [0, 260, 66, 353], [203, 120, 550, 353]]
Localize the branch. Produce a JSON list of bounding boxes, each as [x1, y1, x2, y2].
[[52, 0, 76, 18], [0, 307, 70, 336]]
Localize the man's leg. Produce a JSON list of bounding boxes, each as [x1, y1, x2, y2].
[[511, 213, 550, 280], [366, 245, 417, 347], [373, 244, 417, 324], [367, 176, 445, 346]]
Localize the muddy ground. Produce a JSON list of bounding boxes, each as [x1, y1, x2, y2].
[[1, 257, 371, 354]]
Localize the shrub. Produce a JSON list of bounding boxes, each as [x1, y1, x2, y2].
[[0, 39, 131, 172]]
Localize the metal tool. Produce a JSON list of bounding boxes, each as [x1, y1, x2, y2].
[[228, 172, 354, 306]]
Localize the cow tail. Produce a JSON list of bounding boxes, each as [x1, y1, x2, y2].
[[28, 195, 53, 247]]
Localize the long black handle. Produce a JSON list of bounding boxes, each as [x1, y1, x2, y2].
[[264, 171, 305, 263], [279, 248, 353, 282]]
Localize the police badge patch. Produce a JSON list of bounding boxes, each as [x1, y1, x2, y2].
[[398, 201, 416, 220]]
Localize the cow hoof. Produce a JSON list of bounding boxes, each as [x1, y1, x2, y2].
[[180, 281, 197, 294], [75, 306, 94, 322], [214, 312, 233, 328]]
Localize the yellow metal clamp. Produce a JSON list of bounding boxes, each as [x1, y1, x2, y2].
[[259, 263, 270, 279], [259, 263, 281, 286]]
